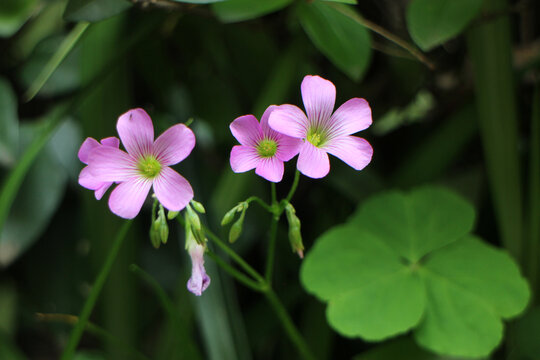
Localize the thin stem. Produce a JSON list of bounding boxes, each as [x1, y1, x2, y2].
[[264, 215, 279, 284], [326, 2, 435, 70], [60, 221, 132, 360], [206, 250, 264, 292], [271, 183, 278, 206], [285, 170, 301, 203], [264, 290, 316, 360], [245, 195, 273, 213], [37, 313, 149, 360]]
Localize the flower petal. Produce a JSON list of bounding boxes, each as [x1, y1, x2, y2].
[[87, 147, 138, 182], [297, 142, 330, 179], [230, 145, 259, 173], [325, 135, 373, 171], [79, 166, 104, 190], [230, 115, 262, 146], [100, 136, 120, 148], [108, 178, 152, 219], [329, 98, 372, 137], [153, 167, 194, 212], [301, 75, 336, 127], [276, 135, 302, 162], [78, 137, 100, 164], [260, 105, 277, 135], [255, 157, 284, 182], [268, 104, 309, 138], [117, 108, 154, 158], [153, 124, 196, 166], [94, 183, 112, 200], [187, 244, 211, 296]]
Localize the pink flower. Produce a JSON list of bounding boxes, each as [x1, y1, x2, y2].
[[269, 75, 373, 178], [229, 106, 302, 182], [187, 242, 211, 296], [78, 137, 119, 200], [82, 108, 195, 219]]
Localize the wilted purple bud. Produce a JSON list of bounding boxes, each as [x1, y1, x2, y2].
[[187, 241, 211, 296]]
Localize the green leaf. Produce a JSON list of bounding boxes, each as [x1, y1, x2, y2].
[[301, 187, 530, 358], [64, 0, 132, 22], [0, 0, 37, 37], [172, 0, 224, 3], [0, 120, 79, 267], [297, 1, 371, 80], [322, 0, 357, 4], [351, 187, 475, 262], [0, 78, 18, 167], [406, 0, 484, 51], [212, 0, 292, 23]]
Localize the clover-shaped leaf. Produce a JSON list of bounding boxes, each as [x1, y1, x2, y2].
[[301, 187, 530, 358]]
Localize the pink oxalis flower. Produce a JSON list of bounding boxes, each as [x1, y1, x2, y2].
[[78, 137, 119, 200], [229, 105, 302, 182], [187, 240, 211, 296], [269, 75, 373, 178], [79, 108, 195, 219]]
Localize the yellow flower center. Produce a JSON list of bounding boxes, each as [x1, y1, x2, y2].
[[137, 156, 162, 178], [307, 129, 327, 147], [256, 139, 277, 158]]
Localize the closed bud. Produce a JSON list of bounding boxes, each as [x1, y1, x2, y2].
[[221, 202, 247, 226], [190, 200, 206, 214], [229, 208, 246, 243], [167, 210, 179, 220], [185, 204, 201, 231], [158, 205, 169, 244], [285, 203, 304, 258], [150, 219, 162, 249]]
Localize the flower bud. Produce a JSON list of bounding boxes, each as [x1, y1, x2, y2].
[[229, 208, 246, 243], [190, 200, 206, 214], [285, 203, 304, 258], [149, 220, 161, 249], [158, 206, 169, 244], [167, 210, 179, 220], [221, 203, 243, 226], [185, 204, 201, 231]]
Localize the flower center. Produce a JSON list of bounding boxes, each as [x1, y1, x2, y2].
[[307, 129, 326, 147], [137, 156, 162, 178], [256, 139, 277, 158]]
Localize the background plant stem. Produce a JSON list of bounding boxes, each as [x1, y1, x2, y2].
[[60, 220, 132, 360]]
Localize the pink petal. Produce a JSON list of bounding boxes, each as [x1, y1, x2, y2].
[[230, 115, 262, 146], [297, 142, 330, 179], [117, 108, 154, 158], [87, 147, 138, 182], [94, 183, 112, 200], [153, 167, 194, 211], [108, 178, 152, 219], [301, 75, 336, 127], [187, 244, 211, 296], [329, 98, 372, 137], [276, 135, 302, 162], [230, 145, 259, 173], [260, 105, 277, 135], [79, 166, 104, 190], [153, 124, 196, 166], [255, 157, 284, 183], [268, 104, 309, 138], [100, 137, 120, 148], [78, 138, 100, 164], [325, 135, 373, 171]]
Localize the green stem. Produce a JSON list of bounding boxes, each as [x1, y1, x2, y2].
[[206, 250, 264, 292], [245, 195, 272, 212], [285, 170, 301, 203], [264, 215, 279, 284], [60, 221, 132, 360], [264, 290, 316, 360], [37, 313, 149, 360]]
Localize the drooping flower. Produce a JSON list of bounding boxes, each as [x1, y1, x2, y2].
[[78, 137, 119, 200], [186, 237, 211, 296], [268, 75, 373, 179], [229, 105, 302, 182], [82, 108, 195, 219]]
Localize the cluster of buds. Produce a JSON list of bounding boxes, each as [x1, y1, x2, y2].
[[221, 201, 249, 243]]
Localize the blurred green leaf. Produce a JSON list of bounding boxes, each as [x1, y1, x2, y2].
[[323, 0, 357, 4], [0, 78, 18, 167], [513, 306, 540, 360], [73, 352, 106, 360], [172, 0, 224, 3], [0, 283, 17, 335], [406, 0, 483, 51], [0, 120, 78, 267], [0, 333, 25, 360], [212, 0, 292, 23], [0, 0, 37, 37], [298, 1, 371, 80], [353, 337, 436, 360], [64, 0, 132, 22], [301, 186, 530, 358]]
